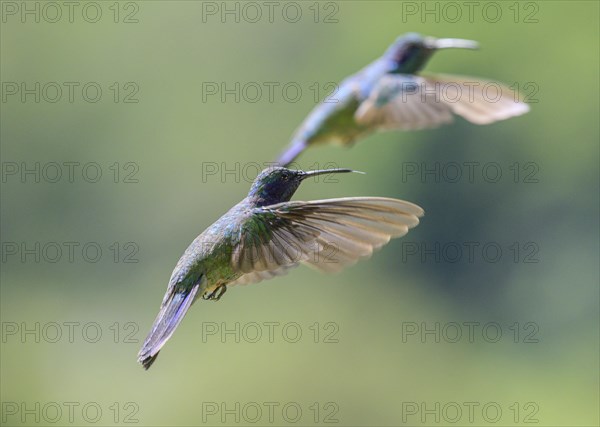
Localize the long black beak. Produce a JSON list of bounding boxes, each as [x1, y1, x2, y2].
[[301, 168, 364, 179], [426, 37, 479, 50]]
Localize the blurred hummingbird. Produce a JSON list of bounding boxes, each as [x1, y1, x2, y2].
[[138, 167, 423, 369], [277, 33, 530, 166]]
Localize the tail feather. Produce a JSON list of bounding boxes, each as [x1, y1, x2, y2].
[[276, 139, 307, 167], [137, 284, 201, 369]]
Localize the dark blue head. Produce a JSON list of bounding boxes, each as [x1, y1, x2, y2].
[[384, 33, 478, 74], [248, 167, 359, 207]]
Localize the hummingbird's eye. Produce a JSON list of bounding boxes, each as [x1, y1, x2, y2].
[[282, 173, 289, 181]]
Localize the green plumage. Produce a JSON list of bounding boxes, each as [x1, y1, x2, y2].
[[138, 167, 424, 369]]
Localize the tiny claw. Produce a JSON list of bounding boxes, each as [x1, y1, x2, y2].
[[203, 285, 227, 301], [213, 285, 227, 301]]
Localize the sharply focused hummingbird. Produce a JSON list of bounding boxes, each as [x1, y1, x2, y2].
[[277, 33, 530, 166], [138, 167, 423, 369]]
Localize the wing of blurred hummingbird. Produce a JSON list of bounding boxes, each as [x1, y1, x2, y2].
[[230, 197, 423, 285], [355, 74, 529, 130]]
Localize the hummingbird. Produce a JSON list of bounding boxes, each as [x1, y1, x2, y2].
[[277, 33, 530, 166], [138, 167, 423, 369]]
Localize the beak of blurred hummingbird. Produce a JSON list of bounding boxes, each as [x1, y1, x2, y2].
[[301, 168, 365, 179], [426, 37, 479, 50]]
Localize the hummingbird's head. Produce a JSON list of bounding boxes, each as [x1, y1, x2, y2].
[[248, 167, 360, 206], [384, 33, 479, 73]]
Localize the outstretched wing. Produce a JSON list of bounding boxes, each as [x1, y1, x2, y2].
[[355, 73, 529, 129], [230, 197, 423, 285]]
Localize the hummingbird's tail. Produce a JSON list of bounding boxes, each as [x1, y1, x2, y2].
[[137, 284, 201, 370], [276, 138, 307, 167]]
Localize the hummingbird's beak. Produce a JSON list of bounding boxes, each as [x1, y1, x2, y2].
[[428, 37, 479, 50], [301, 168, 364, 179]]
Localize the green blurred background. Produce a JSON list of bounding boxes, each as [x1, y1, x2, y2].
[[1, 1, 598, 426]]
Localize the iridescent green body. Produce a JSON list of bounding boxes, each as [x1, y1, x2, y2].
[[138, 168, 338, 369], [171, 200, 271, 298], [169, 166, 309, 299], [172, 209, 240, 296], [139, 168, 424, 369]]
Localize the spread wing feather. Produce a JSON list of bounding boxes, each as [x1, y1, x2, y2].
[[355, 73, 529, 130], [230, 197, 423, 285]]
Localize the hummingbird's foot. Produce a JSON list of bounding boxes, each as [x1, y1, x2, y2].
[[202, 285, 227, 302]]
